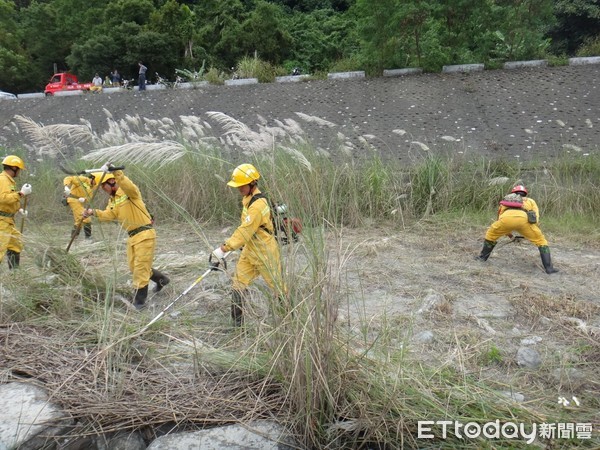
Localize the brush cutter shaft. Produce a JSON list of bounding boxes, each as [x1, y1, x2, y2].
[[83, 165, 124, 174], [141, 268, 212, 331], [19, 196, 28, 233]]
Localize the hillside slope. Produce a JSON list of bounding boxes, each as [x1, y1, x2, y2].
[[1, 65, 599, 164]]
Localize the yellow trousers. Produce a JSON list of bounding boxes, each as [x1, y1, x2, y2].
[[232, 241, 283, 294], [485, 209, 548, 246], [0, 219, 22, 261], [127, 229, 156, 289], [67, 199, 91, 226]]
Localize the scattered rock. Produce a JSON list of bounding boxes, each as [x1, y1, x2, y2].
[[499, 391, 526, 402], [146, 420, 295, 450], [520, 336, 543, 346], [413, 330, 435, 344], [516, 347, 542, 369], [0, 382, 72, 450], [416, 291, 445, 314]]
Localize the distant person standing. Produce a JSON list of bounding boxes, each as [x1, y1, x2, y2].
[[111, 69, 121, 87], [138, 62, 147, 91]]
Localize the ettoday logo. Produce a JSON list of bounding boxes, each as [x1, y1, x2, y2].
[[418, 420, 593, 444]]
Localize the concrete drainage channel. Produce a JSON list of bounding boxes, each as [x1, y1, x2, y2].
[[11, 56, 600, 99]]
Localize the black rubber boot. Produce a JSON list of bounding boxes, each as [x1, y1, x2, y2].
[[476, 240, 496, 261], [231, 290, 245, 327], [150, 268, 170, 292], [539, 246, 559, 274], [6, 250, 20, 269], [83, 223, 92, 239], [133, 285, 149, 310], [71, 226, 80, 240]]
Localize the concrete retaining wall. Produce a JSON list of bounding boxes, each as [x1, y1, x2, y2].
[[225, 78, 259, 86], [442, 64, 485, 73], [383, 68, 423, 77], [54, 90, 84, 97], [328, 71, 365, 80], [569, 56, 600, 65], [17, 93, 45, 99], [275, 75, 310, 83], [503, 60, 548, 69]]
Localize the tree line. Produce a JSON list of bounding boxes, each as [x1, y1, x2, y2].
[[1, 0, 599, 93]]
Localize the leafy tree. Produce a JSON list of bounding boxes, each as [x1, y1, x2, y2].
[[0, 0, 36, 91], [284, 8, 358, 71], [238, 0, 292, 63], [125, 30, 181, 80], [489, 0, 555, 61], [19, 1, 66, 78], [193, 0, 247, 69], [268, 0, 353, 12], [67, 34, 124, 80], [548, 0, 600, 54], [103, 0, 155, 26], [150, 0, 197, 63]]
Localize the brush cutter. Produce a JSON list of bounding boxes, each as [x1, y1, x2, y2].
[[138, 252, 230, 334], [19, 196, 28, 233], [64, 165, 124, 252], [58, 164, 125, 176]]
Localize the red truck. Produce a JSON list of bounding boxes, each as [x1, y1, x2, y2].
[[44, 73, 93, 96]]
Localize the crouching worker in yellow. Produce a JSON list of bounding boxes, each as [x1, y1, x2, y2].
[[82, 166, 170, 309], [0, 155, 31, 269], [477, 191, 558, 274], [63, 173, 97, 240], [211, 164, 284, 327]]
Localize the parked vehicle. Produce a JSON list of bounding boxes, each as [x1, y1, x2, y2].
[[0, 90, 17, 100], [44, 73, 93, 96]]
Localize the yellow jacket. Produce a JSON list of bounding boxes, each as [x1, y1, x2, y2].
[[63, 175, 96, 202], [498, 197, 540, 223], [93, 171, 153, 235], [223, 188, 275, 252], [0, 171, 21, 220]]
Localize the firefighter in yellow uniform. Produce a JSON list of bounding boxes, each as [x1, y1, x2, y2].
[[63, 174, 97, 239], [82, 166, 169, 309], [0, 155, 31, 269], [211, 163, 283, 326], [477, 185, 558, 274]]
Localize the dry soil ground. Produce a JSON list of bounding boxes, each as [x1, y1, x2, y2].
[[57, 219, 600, 419]]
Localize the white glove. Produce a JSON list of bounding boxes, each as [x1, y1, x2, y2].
[[78, 197, 85, 203], [19, 183, 32, 196], [64, 186, 71, 195], [18, 208, 28, 217], [99, 162, 112, 172], [82, 208, 94, 218], [212, 247, 227, 260]]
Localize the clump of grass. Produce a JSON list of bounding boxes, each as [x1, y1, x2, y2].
[[510, 290, 600, 323], [204, 67, 226, 85], [235, 55, 278, 83]]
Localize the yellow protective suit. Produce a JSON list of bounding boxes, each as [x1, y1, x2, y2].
[[486, 197, 547, 246], [0, 171, 24, 261], [92, 171, 155, 289], [63, 175, 96, 226], [222, 188, 283, 293]]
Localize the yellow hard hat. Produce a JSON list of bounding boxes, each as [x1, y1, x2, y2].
[[227, 163, 260, 187], [2, 155, 25, 170], [91, 171, 115, 185]]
